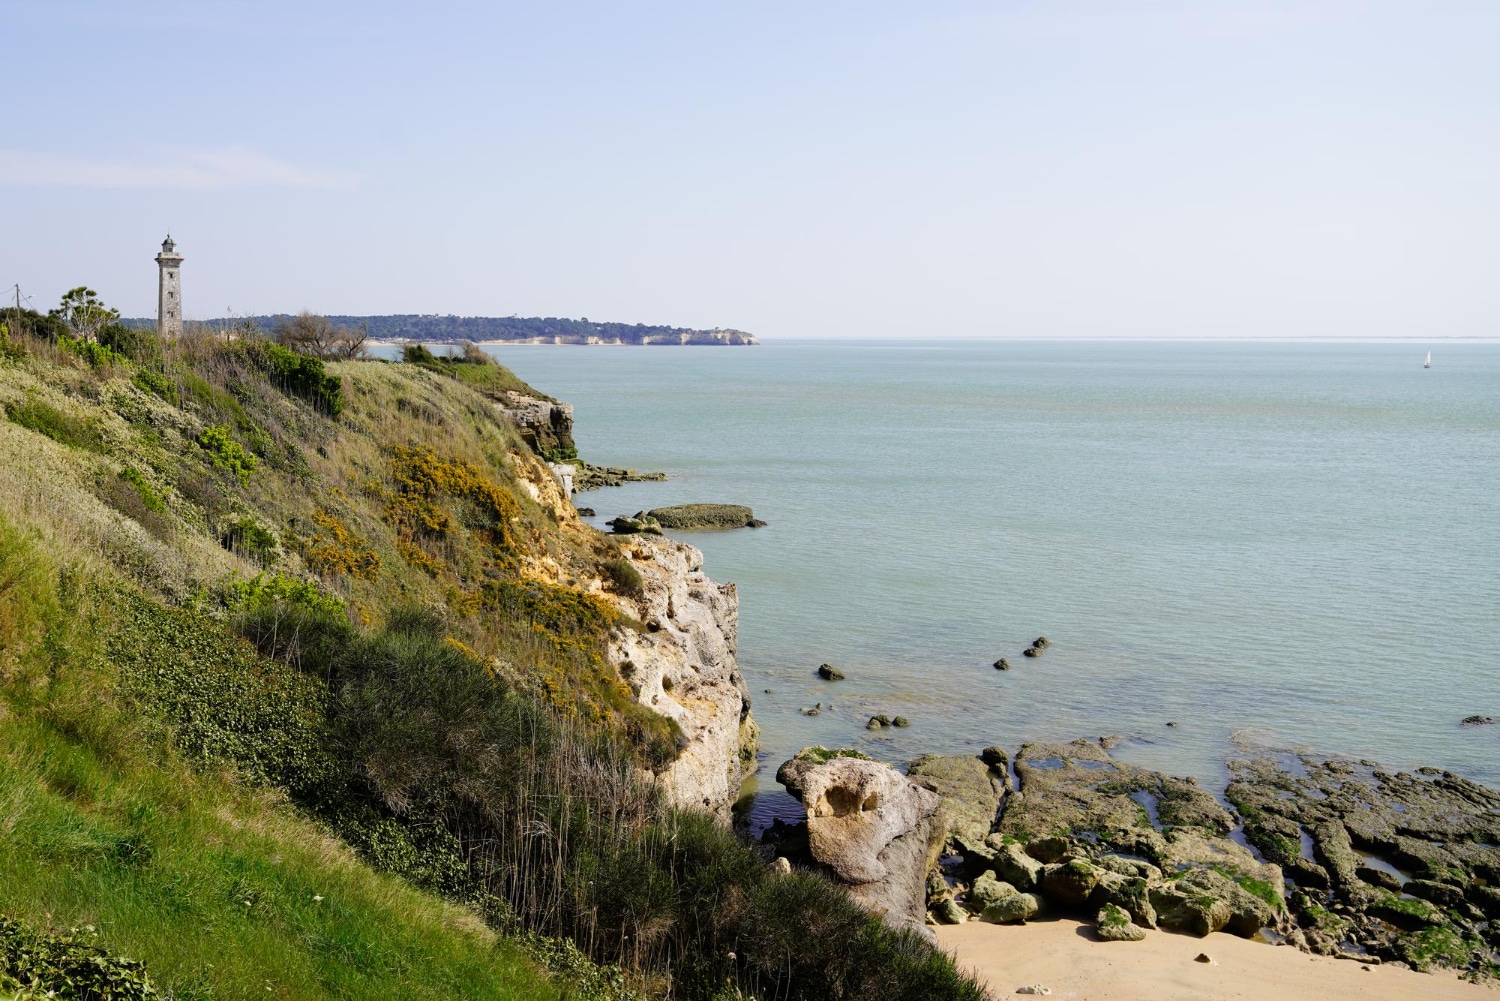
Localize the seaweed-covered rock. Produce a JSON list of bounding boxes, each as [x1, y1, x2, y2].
[[981, 892, 1042, 925], [816, 663, 845, 681], [1150, 878, 1232, 937], [992, 840, 1045, 892], [1095, 903, 1147, 942], [907, 753, 1008, 840], [1025, 836, 1069, 864], [646, 504, 766, 531], [930, 897, 967, 925], [1226, 749, 1500, 972], [970, 870, 1019, 911], [1041, 859, 1102, 908], [607, 512, 664, 535], [1089, 873, 1157, 929]]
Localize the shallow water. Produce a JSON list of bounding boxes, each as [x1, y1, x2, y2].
[[461, 341, 1499, 795]]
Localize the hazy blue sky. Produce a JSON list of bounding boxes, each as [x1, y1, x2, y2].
[[5, 1, 1498, 339]]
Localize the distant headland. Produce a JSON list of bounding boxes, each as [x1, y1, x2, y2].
[[123, 313, 759, 346]]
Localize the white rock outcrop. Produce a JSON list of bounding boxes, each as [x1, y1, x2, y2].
[[608, 535, 756, 821], [778, 751, 944, 941]]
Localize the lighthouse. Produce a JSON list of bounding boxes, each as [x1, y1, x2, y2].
[[155, 235, 184, 338]]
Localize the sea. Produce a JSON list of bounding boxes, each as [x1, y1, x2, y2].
[[458, 341, 1498, 815]]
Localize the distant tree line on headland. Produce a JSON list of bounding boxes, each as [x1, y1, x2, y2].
[[123, 313, 759, 345]]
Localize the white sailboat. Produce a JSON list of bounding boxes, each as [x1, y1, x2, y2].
[[1424, 350, 1432, 369]]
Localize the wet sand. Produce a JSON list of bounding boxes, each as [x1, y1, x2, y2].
[[938, 919, 1495, 1000]]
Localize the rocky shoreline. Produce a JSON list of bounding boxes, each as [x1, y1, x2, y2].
[[761, 735, 1500, 984]]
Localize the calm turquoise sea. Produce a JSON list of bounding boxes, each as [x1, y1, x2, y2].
[[474, 341, 1499, 800]]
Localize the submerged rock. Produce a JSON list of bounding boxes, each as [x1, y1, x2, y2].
[[1461, 715, 1496, 726]]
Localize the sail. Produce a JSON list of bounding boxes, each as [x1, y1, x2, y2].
[[1424, 350, 1432, 368]]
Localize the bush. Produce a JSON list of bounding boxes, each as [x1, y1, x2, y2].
[[600, 556, 643, 598], [58, 333, 128, 369], [131, 367, 177, 404], [99, 323, 162, 365], [4, 399, 104, 452], [226, 573, 352, 672], [403, 344, 440, 367], [251, 341, 345, 417], [0, 916, 156, 1000], [118, 468, 165, 514], [197, 424, 256, 484], [0, 322, 25, 361], [221, 517, 278, 564]]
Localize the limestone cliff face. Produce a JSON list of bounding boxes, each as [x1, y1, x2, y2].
[[497, 392, 576, 460], [607, 536, 757, 820]]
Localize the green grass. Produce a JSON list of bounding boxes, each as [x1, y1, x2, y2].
[[0, 519, 559, 1001]]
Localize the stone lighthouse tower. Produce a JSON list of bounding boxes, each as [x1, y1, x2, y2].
[[155, 235, 184, 338]]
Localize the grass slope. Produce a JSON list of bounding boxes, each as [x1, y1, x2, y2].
[[0, 519, 558, 1000]]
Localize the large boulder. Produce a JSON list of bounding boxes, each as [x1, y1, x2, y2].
[[907, 753, 1008, 840], [1041, 859, 1103, 908], [992, 839, 1046, 892], [1149, 868, 1276, 938], [607, 536, 754, 821], [969, 870, 1019, 911], [981, 892, 1042, 924], [1096, 903, 1147, 942], [1089, 872, 1157, 929], [778, 748, 943, 941]]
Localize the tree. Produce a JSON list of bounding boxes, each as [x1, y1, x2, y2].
[[331, 320, 368, 360], [274, 311, 367, 360], [49, 287, 120, 342], [273, 311, 338, 357]]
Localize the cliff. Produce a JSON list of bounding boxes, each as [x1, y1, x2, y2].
[[607, 535, 757, 819]]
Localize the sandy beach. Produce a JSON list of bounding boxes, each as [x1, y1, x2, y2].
[[938, 919, 1495, 1001]]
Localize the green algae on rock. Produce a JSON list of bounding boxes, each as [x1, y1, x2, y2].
[[645, 504, 766, 530]]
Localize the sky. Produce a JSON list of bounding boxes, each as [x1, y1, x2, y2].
[[4, 1, 1498, 339]]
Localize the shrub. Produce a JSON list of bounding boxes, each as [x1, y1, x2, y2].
[[226, 573, 352, 673], [131, 366, 177, 404], [0, 322, 24, 361], [99, 323, 162, 365], [600, 556, 643, 598], [299, 508, 381, 580], [197, 424, 256, 484], [4, 399, 104, 452], [251, 341, 345, 417], [0, 916, 156, 1000], [58, 333, 128, 369], [221, 517, 278, 564], [403, 344, 440, 367], [118, 468, 165, 513]]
